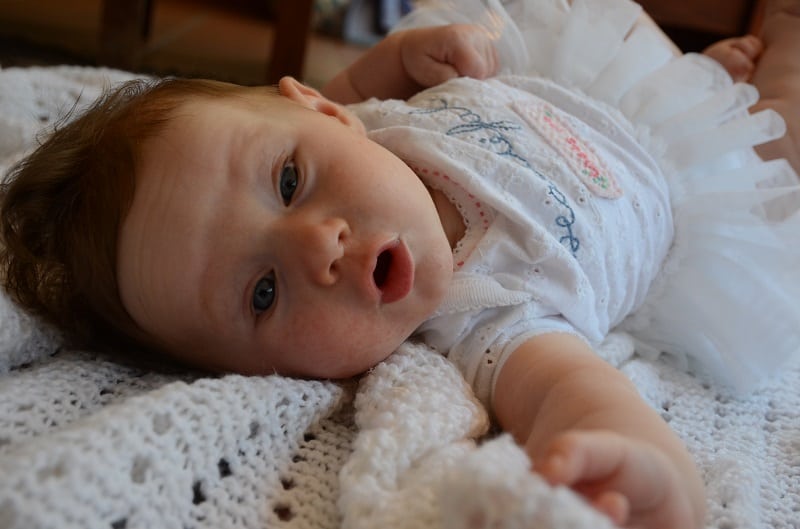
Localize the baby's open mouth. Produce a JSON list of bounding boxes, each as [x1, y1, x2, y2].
[[372, 241, 414, 303], [373, 249, 392, 288]]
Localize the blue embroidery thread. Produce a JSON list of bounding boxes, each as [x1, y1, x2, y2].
[[548, 185, 579, 254], [413, 99, 533, 168], [411, 98, 581, 256]]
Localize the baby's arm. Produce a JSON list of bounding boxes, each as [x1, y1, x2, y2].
[[321, 24, 497, 104], [493, 333, 705, 529], [321, 6, 671, 105]]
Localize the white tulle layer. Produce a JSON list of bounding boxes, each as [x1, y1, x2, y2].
[[399, 0, 800, 392]]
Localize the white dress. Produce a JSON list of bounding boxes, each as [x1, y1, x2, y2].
[[353, 0, 800, 404]]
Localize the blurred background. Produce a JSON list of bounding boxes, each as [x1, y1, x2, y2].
[[0, 0, 763, 89]]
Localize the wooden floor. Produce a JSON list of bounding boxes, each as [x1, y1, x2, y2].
[[0, 0, 367, 88]]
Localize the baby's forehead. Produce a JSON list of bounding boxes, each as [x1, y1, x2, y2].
[[133, 86, 287, 183], [161, 88, 286, 131]]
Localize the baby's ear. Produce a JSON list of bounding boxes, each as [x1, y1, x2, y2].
[[278, 76, 366, 135]]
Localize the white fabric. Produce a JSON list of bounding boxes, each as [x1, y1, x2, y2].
[[351, 75, 674, 405], [353, 0, 800, 404], [2, 297, 800, 528]]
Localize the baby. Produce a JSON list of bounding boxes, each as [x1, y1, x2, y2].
[[3, 0, 800, 528]]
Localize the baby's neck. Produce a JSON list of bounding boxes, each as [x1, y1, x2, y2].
[[426, 186, 466, 250]]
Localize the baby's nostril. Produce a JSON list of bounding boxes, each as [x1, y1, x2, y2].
[[373, 250, 392, 287]]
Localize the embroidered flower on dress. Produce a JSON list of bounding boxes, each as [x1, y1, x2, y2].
[[512, 100, 623, 199]]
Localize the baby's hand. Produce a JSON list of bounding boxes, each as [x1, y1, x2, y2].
[[533, 430, 697, 529], [703, 35, 763, 82], [398, 24, 498, 89]]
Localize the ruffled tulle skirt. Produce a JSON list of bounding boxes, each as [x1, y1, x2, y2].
[[397, 0, 800, 392]]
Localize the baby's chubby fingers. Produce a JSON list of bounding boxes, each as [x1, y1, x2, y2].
[[532, 430, 687, 528], [400, 24, 498, 88], [731, 34, 764, 59], [704, 35, 763, 82], [441, 24, 499, 79], [592, 490, 630, 527], [533, 431, 634, 524], [533, 430, 630, 487]]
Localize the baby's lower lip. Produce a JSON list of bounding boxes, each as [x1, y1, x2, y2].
[[373, 240, 414, 304]]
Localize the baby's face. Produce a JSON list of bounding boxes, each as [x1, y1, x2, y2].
[[117, 79, 453, 378]]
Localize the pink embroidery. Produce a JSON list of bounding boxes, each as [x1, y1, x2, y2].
[[512, 101, 623, 199]]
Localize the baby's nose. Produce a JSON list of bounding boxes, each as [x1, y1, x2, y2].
[[295, 217, 348, 286]]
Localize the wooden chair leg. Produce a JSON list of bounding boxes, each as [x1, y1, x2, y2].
[[98, 0, 311, 83], [98, 0, 153, 71], [267, 0, 314, 84], [747, 0, 767, 34]]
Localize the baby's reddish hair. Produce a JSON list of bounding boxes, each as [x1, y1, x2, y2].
[[0, 77, 266, 359]]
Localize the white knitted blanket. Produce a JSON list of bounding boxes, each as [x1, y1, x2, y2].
[[1, 66, 798, 529]]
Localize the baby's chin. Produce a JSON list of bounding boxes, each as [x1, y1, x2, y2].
[[306, 343, 405, 380]]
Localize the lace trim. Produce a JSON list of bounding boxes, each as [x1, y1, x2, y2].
[[409, 163, 494, 268]]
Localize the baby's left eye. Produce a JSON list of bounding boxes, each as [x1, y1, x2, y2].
[[252, 273, 276, 314], [279, 163, 299, 205]]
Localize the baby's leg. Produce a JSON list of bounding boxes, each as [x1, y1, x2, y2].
[[748, 0, 800, 173]]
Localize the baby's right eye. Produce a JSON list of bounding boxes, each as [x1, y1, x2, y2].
[[279, 163, 299, 206], [252, 273, 276, 314]]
